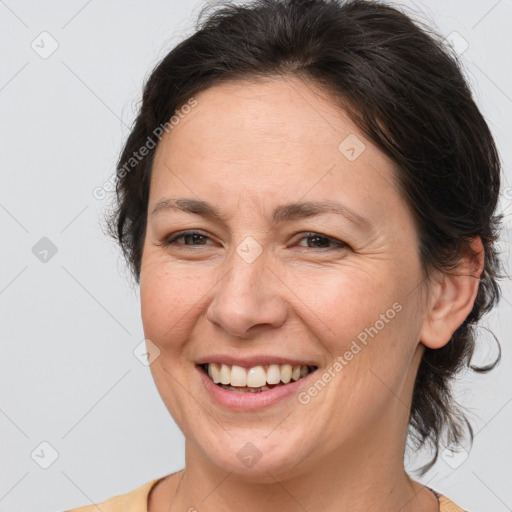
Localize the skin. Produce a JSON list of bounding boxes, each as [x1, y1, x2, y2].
[[140, 75, 483, 511]]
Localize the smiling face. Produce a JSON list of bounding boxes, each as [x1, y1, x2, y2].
[[139, 76, 431, 480]]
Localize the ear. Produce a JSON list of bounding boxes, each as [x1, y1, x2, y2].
[[420, 236, 484, 349]]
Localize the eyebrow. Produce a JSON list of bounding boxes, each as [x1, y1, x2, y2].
[[150, 198, 373, 230]]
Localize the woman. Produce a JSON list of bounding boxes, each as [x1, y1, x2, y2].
[[67, 0, 503, 510]]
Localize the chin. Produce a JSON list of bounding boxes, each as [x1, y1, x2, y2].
[[193, 428, 314, 481]]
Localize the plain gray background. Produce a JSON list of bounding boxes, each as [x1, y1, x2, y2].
[[1, 1, 511, 511]]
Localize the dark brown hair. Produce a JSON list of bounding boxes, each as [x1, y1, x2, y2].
[[106, 0, 504, 474]]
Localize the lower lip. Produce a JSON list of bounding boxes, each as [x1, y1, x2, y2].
[[197, 365, 316, 411]]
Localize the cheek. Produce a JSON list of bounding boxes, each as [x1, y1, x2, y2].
[[308, 263, 419, 395], [140, 258, 204, 345], [304, 266, 399, 348], [309, 297, 418, 445]]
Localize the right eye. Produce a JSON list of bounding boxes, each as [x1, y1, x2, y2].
[[164, 230, 214, 247]]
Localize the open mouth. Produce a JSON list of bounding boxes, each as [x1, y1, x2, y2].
[[199, 363, 318, 393]]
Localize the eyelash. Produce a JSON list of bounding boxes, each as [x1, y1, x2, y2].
[[164, 230, 349, 251]]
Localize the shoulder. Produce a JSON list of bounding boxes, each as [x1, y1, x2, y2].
[[64, 476, 165, 512], [436, 492, 468, 512], [63, 478, 468, 512]]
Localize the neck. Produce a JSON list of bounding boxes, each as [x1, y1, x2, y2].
[[172, 421, 436, 512]]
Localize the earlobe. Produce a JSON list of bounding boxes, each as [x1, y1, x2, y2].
[[420, 236, 484, 350]]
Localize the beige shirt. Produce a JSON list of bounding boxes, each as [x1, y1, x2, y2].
[[64, 476, 467, 512]]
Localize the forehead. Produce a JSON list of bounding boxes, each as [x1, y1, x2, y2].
[[163, 76, 364, 157], [149, 76, 406, 228]]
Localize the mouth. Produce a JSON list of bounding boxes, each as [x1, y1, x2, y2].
[[198, 362, 319, 393]]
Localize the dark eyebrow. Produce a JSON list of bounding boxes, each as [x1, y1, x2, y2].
[[151, 198, 230, 222], [272, 200, 371, 230], [151, 198, 372, 230]]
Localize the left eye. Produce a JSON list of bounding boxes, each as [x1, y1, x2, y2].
[[295, 232, 348, 250]]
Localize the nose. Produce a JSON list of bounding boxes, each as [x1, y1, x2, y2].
[[205, 251, 288, 339]]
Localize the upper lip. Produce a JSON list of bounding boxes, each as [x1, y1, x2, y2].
[[195, 355, 319, 368]]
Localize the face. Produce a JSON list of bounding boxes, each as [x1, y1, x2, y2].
[[140, 76, 430, 480]]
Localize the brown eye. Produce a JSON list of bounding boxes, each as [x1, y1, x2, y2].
[[296, 232, 349, 250], [165, 230, 213, 246]]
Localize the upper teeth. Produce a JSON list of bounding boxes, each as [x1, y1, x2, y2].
[[206, 363, 311, 387]]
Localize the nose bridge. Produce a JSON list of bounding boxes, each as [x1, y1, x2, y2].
[[220, 229, 270, 296], [206, 243, 287, 338]]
